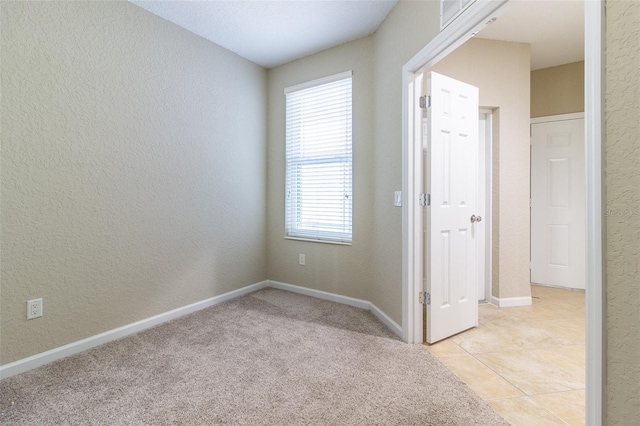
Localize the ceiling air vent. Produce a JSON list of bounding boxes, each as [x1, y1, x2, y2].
[[441, 0, 476, 30]]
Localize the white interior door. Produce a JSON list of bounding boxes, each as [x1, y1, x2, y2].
[[426, 111, 490, 302], [424, 72, 479, 344], [531, 117, 585, 289]]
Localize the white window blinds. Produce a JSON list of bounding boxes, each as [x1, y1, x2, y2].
[[285, 71, 353, 244]]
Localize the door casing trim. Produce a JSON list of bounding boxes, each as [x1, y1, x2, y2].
[[478, 109, 493, 303], [531, 112, 585, 125]]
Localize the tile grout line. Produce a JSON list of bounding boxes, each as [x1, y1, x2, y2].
[[428, 289, 585, 426]]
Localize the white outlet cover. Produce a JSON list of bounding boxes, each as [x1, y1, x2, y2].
[[394, 191, 402, 207], [27, 298, 43, 320]]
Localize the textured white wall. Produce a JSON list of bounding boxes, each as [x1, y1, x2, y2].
[[0, 2, 267, 364], [266, 37, 375, 300], [429, 38, 531, 300], [605, 0, 640, 423]]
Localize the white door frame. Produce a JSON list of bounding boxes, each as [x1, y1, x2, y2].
[[530, 112, 585, 126], [400, 1, 604, 424], [478, 109, 493, 302]]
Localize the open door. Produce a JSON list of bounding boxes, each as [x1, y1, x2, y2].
[[424, 72, 480, 344]]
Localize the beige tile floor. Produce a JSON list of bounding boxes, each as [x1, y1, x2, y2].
[[425, 285, 585, 426]]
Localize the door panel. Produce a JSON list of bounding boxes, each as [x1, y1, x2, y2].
[[425, 72, 479, 344], [531, 118, 585, 289]]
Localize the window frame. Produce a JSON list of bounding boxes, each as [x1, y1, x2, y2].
[[284, 71, 353, 245]]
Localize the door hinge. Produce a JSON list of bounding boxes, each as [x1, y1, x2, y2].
[[419, 193, 431, 206], [419, 292, 431, 305], [419, 95, 431, 109]]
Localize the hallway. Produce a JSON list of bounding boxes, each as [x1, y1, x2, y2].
[[425, 285, 585, 425]]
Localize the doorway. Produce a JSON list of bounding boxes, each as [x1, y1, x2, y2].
[[531, 113, 586, 290], [401, 0, 604, 424], [478, 110, 492, 302]]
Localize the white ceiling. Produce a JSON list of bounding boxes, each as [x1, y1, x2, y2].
[[130, 0, 584, 71], [478, 0, 584, 70], [130, 0, 398, 69]]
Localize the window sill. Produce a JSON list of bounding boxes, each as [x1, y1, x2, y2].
[[285, 236, 352, 246]]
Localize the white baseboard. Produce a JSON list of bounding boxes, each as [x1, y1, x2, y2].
[[267, 280, 370, 309], [1, 279, 404, 380], [267, 280, 402, 338], [490, 295, 532, 308], [0, 280, 268, 381], [369, 303, 403, 338]]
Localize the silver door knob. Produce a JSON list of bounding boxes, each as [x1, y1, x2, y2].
[[471, 215, 482, 223]]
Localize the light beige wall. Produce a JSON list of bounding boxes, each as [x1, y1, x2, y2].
[[605, 0, 640, 423], [429, 38, 531, 299], [266, 37, 375, 300], [266, 1, 441, 322], [0, 2, 268, 364], [368, 0, 441, 322], [531, 61, 584, 117]]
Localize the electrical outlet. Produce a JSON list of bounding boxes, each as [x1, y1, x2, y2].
[[299, 254, 306, 266], [27, 298, 43, 320]]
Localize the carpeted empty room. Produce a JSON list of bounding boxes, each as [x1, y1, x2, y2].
[[11, 0, 638, 424], [0, 289, 507, 425], [0, 2, 509, 423]]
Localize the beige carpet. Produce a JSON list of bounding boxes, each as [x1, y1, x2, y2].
[[0, 288, 508, 425]]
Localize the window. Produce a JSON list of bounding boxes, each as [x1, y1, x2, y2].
[[285, 71, 353, 244]]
